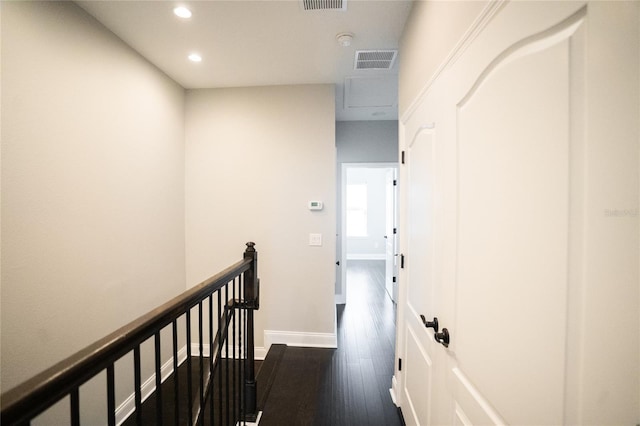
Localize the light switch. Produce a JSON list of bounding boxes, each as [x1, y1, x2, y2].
[[309, 233, 322, 246]]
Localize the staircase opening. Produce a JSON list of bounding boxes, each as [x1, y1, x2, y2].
[[0, 243, 260, 426]]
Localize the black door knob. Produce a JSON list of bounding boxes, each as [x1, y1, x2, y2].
[[420, 315, 439, 332], [434, 328, 450, 348]]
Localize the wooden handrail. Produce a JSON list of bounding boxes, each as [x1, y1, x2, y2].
[[1, 242, 259, 425]]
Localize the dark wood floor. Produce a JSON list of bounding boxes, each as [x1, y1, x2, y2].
[[258, 259, 402, 426]]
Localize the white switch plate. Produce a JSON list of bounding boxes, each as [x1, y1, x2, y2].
[[309, 233, 322, 246]]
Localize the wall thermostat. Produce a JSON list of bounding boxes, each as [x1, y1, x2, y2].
[[308, 201, 324, 211]]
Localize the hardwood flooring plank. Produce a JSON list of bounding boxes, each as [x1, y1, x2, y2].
[[259, 260, 403, 426], [360, 358, 387, 425]]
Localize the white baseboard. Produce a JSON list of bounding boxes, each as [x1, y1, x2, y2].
[[115, 345, 188, 426], [346, 253, 386, 260], [390, 375, 399, 407], [264, 330, 337, 349], [189, 343, 267, 360], [255, 346, 267, 360]]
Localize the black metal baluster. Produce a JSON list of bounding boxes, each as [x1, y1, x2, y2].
[[134, 346, 142, 425], [217, 290, 223, 426], [239, 275, 245, 425], [107, 364, 116, 426], [70, 387, 80, 426], [186, 310, 193, 426], [225, 283, 230, 426], [209, 294, 215, 423], [154, 332, 163, 426], [198, 301, 204, 426], [232, 278, 237, 423], [172, 319, 179, 426]]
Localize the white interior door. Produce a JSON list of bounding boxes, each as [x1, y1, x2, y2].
[[400, 124, 444, 426], [396, 2, 639, 425], [450, 7, 578, 424]]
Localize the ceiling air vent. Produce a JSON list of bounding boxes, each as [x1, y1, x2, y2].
[[354, 50, 398, 70], [301, 0, 346, 11]]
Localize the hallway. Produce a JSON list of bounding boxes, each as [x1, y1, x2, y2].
[[332, 259, 400, 425], [258, 259, 402, 425]]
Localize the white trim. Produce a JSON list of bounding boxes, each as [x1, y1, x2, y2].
[[191, 342, 211, 356], [452, 368, 507, 425], [400, 0, 507, 123], [189, 343, 267, 361], [346, 253, 386, 260], [264, 330, 338, 349], [340, 162, 400, 305], [115, 345, 188, 426], [254, 346, 267, 360], [390, 375, 399, 406]]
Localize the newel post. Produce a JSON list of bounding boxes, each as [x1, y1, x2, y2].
[[243, 242, 259, 421]]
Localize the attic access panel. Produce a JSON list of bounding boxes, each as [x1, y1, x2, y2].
[[343, 76, 397, 109]]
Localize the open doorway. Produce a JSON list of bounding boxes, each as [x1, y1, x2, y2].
[[338, 163, 398, 305]]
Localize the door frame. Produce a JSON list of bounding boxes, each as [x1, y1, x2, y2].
[[336, 162, 399, 304]]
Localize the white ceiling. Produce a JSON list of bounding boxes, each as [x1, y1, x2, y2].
[[76, 0, 413, 121]]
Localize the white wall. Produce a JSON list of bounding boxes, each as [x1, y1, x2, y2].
[[336, 121, 399, 163], [399, 0, 488, 116], [185, 85, 336, 349], [1, 1, 185, 421]]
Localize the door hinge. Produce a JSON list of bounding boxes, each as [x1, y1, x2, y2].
[[400, 254, 405, 269], [401, 151, 406, 164], [393, 179, 397, 186], [393, 227, 397, 234], [392, 276, 396, 283], [398, 358, 402, 371]]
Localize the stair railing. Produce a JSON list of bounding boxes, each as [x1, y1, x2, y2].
[[1, 242, 260, 426]]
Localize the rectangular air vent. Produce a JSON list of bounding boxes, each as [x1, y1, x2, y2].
[[301, 0, 346, 11], [354, 50, 398, 70]]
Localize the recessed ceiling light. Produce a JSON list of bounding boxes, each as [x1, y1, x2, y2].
[[188, 53, 202, 62], [173, 6, 192, 19]]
